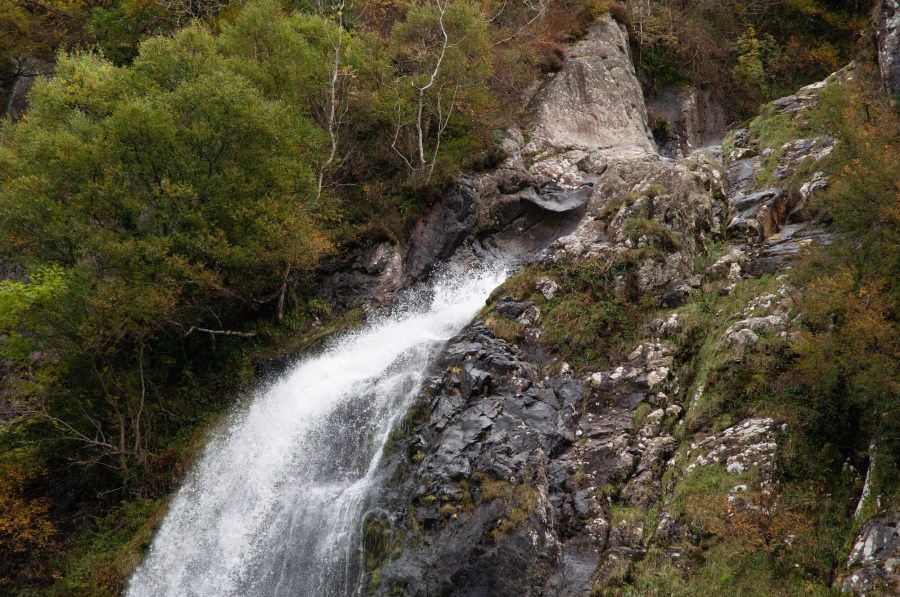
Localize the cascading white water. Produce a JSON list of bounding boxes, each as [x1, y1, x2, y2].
[[127, 266, 506, 597]]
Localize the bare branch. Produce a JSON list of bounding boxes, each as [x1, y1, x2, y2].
[[183, 326, 257, 338]]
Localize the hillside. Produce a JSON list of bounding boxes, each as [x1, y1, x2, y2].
[[0, 0, 897, 595]]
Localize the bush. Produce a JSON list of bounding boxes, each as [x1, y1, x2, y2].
[[0, 464, 56, 586]]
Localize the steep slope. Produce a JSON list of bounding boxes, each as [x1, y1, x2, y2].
[[359, 14, 897, 597]]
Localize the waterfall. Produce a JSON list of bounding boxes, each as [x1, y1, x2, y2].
[[127, 265, 507, 597]]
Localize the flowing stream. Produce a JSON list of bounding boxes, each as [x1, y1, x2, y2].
[[127, 266, 507, 597]]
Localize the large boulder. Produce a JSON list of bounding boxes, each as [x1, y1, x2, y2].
[[527, 15, 656, 157]]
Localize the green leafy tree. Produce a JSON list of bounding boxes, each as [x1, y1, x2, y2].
[[0, 21, 331, 482]]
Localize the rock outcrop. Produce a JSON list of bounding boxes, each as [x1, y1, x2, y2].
[[842, 513, 900, 594], [648, 85, 727, 158], [878, 0, 900, 95], [527, 16, 656, 157], [355, 13, 878, 597]]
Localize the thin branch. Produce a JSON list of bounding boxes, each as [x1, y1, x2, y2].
[[183, 326, 257, 338], [493, 0, 547, 46], [427, 84, 459, 183]]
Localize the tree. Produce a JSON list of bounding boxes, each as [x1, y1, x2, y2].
[[0, 20, 331, 483], [389, 0, 491, 183]]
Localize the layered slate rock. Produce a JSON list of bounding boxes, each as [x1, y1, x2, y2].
[[364, 322, 691, 596], [719, 75, 849, 275]]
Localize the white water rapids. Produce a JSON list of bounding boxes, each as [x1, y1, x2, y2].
[[127, 266, 507, 597]]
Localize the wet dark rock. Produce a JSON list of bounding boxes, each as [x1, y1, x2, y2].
[[496, 297, 528, 319], [621, 435, 677, 508], [404, 179, 479, 282], [743, 223, 835, 276], [660, 275, 702, 307], [727, 157, 757, 197], [1, 57, 54, 121], [365, 313, 686, 595]]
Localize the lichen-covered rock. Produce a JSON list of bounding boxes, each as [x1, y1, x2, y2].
[[842, 513, 900, 594], [723, 314, 786, 350], [687, 418, 780, 477], [536, 277, 560, 300]]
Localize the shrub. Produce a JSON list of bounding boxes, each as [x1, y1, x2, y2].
[[0, 464, 56, 586], [607, 2, 630, 25], [621, 217, 681, 251]]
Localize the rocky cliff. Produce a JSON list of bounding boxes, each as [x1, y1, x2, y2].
[[347, 13, 899, 597]]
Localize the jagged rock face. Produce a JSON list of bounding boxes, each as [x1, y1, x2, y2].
[[720, 74, 846, 275], [353, 13, 885, 595], [878, 0, 900, 95], [320, 14, 707, 315], [364, 323, 689, 596], [686, 418, 779, 476], [527, 15, 656, 157], [843, 514, 900, 594], [648, 85, 726, 158], [543, 152, 725, 299]]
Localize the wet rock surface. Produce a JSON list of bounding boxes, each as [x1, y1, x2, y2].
[[0, 57, 54, 121], [365, 322, 687, 596]]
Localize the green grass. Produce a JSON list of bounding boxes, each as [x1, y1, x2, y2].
[[476, 473, 540, 542], [481, 259, 647, 373], [673, 274, 784, 431], [621, 217, 681, 251]]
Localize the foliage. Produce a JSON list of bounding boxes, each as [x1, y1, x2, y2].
[[389, 0, 492, 183], [625, 0, 870, 119], [0, 464, 56, 587], [0, 0, 577, 590], [661, 66, 898, 595], [484, 259, 643, 373], [0, 21, 335, 485], [784, 71, 900, 498]]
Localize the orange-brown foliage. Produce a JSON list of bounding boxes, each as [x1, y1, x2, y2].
[[0, 465, 56, 585]]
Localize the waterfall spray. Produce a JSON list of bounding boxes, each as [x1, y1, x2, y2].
[[127, 265, 506, 597]]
